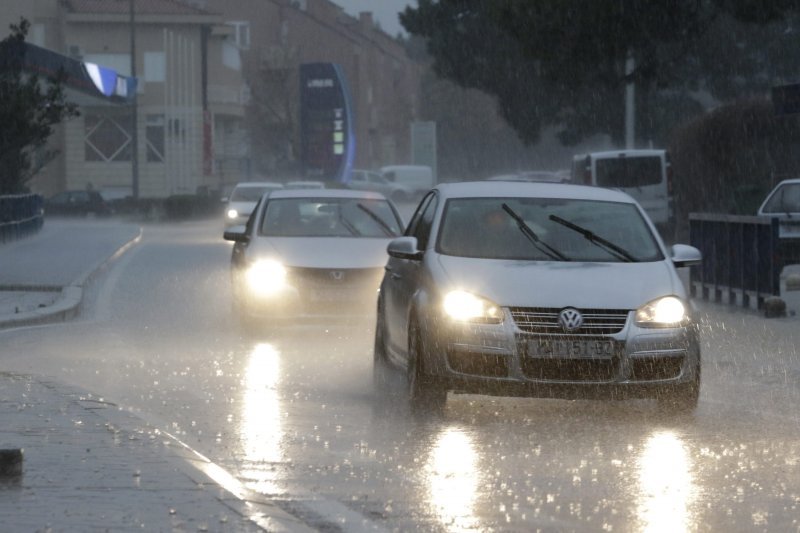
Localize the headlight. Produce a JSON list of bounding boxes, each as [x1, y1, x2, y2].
[[246, 259, 287, 296], [443, 290, 503, 324], [635, 296, 687, 327], [227, 209, 239, 219]]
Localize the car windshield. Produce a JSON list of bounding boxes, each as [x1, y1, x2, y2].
[[437, 197, 662, 262], [259, 197, 402, 237]]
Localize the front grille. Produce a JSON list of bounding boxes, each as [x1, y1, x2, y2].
[[289, 266, 383, 289], [630, 356, 684, 381], [288, 267, 382, 313], [510, 307, 629, 335], [447, 350, 508, 378], [521, 355, 619, 381]]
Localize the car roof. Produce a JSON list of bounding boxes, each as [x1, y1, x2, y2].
[[434, 181, 637, 203], [575, 149, 667, 159], [774, 178, 800, 186], [267, 188, 388, 200]]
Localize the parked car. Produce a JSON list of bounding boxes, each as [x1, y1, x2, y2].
[[45, 190, 112, 217], [285, 180, 326, 190], [224, 181, 284, 227], [223, 189, 405, 328], [373, 181, 702, 413], [757, 178, 800, 238], [349, 169, 414, 202], [486, 170, 571, 183], [757, 178, 800, 266], [379, 165, 434, 200]]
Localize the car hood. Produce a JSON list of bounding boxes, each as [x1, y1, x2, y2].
[[434, 254, 682, 309], [248, 237, 391, 269]]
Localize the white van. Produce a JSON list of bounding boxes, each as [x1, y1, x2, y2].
[[572, 149, 673, 230], [379, 165, 434, 199]]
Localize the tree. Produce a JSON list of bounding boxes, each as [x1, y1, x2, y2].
[[400, 0, 800, 147], [0, 19, 79, 194]]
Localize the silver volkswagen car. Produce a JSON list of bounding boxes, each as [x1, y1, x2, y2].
[[374, 181, 702, 413]]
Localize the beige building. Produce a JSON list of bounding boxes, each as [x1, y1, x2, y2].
[[0, 0, 420, 198], [199, 0, 421, 177]]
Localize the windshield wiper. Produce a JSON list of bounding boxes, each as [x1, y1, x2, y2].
[[548, 214, 636, 262], [501, 203, 570, 261], [357, 203, 397, 236]]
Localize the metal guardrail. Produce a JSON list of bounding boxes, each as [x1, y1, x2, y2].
[[0, 194, 44, 244], [689, 213, 781, 309]]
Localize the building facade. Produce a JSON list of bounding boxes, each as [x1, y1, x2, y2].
[[0, 0, 420, 198]]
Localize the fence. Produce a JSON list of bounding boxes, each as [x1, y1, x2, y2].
[[689, 213, 782, 309], [0, 194, 45, 244]]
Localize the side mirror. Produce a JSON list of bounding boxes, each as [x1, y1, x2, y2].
[[223, 225, 249, 243], [387, 236, 423, 260], [671, 244, 702, 268]]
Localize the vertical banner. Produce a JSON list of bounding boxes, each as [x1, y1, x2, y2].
[[299, 63, 354, 184]]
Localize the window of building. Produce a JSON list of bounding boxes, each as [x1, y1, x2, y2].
[[144, 52, 166, 83], [146, 115, 165, 163], [84, 112, 133, 162], [228, 21, 250, 50]]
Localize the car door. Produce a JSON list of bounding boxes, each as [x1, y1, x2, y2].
[[384, 192, 437, 361]]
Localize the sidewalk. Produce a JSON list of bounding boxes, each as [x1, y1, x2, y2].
[[0, 220, 314, 532]]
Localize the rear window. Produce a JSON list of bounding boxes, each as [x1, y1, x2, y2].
[[595, 156, 663, 188]]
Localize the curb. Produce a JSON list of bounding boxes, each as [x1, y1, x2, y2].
[[0, 228, 143, 329], [0, 372, 314, 532]]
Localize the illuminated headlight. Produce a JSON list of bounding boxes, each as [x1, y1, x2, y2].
[[246, 259, 287, 296], [227, 209, 239, 220], [443, 290, 503, 324], [635, 296, 688, 327]]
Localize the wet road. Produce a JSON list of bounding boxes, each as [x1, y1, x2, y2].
[[1, 220, 799, 531]]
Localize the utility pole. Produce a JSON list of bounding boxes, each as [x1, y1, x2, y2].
[[129, 0, 139, 200], [625, 53, 635, 150]]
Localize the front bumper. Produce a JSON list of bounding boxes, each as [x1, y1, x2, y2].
[[420, 309, 700, 400]]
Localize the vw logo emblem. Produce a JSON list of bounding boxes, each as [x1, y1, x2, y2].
[[558, 308, 584, 332], [329, 270, 345, 281]]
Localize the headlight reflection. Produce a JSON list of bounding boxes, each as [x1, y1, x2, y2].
[[637, 431, 695, 532], [240, 343, 284, 494], [426, 427, 479, 531]]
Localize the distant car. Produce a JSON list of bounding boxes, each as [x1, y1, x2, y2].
[[486, 170, 570, 183], [379, 165, 434, 199], [224, 181, 284, 227], [757, 178, 800, 238], [374, 181, 703, 413], [45, 190, 112, 217], [349, 169, 414, 202], [757, 178, 800, 266], [223, 189, 405, 327], [285, 180, 326, 190]]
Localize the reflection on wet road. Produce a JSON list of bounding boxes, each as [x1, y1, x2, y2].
[[1, 221, 799, 531]]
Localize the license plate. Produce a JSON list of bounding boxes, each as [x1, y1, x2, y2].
[[528, 338, 614, 359], [309, 288, 353, 302]]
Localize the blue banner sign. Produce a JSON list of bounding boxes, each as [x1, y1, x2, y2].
[[299, 63, 354, 183]]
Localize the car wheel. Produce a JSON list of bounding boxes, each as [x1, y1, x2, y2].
[[407, 319, 447, 413], [657, 368, 700, 414]]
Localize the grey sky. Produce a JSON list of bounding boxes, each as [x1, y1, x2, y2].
[[332, 0, 415, 37]]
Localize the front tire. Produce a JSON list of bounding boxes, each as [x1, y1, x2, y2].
[[373, 305, 393, 393], [408, 319, 447, 414]]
